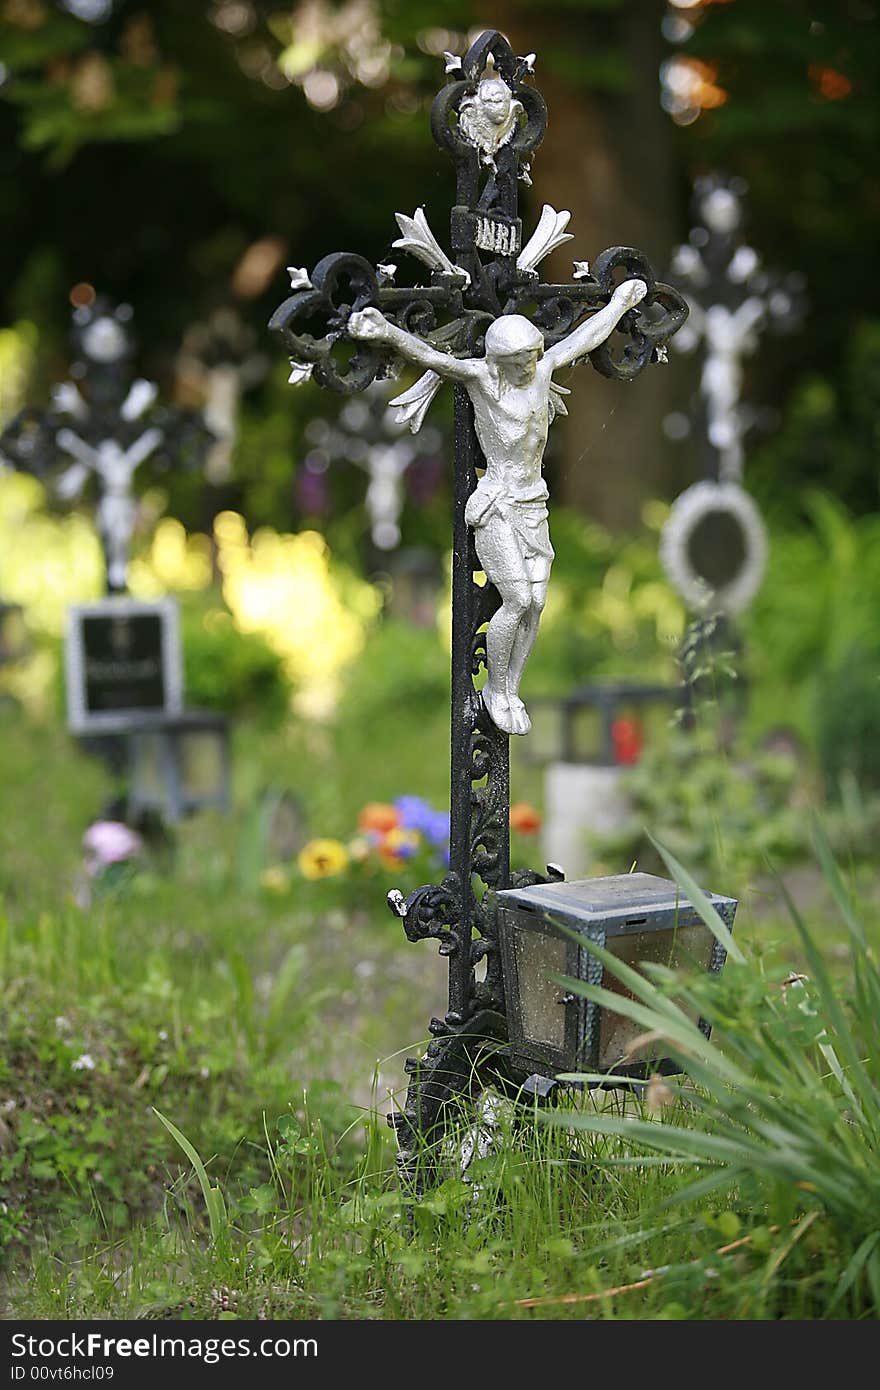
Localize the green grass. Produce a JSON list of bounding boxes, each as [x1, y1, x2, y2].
[[1, 702, 877, 1320]]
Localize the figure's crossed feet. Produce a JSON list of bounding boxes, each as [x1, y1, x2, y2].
[[508, 693, 532, 736], [482, 684, 532, 736]]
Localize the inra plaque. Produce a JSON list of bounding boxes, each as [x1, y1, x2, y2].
[[64, 597, 183, 733]]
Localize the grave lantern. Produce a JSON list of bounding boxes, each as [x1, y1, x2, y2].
[[528, 681, 678, 880], [496, 873, 735, 1082], [526, 679, 678, 767], [127, 711, 230, 822], [64, 598, 229, 824]]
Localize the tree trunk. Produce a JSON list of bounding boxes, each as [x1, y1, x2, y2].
[[501, 1, 687, 529]]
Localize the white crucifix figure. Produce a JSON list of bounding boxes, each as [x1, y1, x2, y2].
[[680, 297, 766, 481], [56, 425, 163, 590], [348, 276, 647, 735]]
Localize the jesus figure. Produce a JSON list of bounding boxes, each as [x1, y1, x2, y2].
[[349, 275, 647, 735]]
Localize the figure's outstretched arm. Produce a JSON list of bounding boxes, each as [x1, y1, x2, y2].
[[731, 295, 766, 345], [122, 427, 164, 471], [543, 278, 648, 372], [56, 428, 100, 471], [348, 308, 479, 383]]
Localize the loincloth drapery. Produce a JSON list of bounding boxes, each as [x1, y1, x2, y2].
[[465, 479, 555, 582]]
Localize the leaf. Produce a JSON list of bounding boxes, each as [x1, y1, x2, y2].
[[811, 814, 865, 945], [826, 1231, 880, 1314], [153, 1107, 230, 1252], [648, 833, 746, 964]]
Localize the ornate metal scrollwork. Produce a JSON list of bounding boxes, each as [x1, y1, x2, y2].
[[387, 875, 460, 956]]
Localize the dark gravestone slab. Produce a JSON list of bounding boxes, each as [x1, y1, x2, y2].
[[65, 597, 183, 733]]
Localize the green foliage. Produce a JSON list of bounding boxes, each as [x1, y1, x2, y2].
[[336, 616, 449, 721], [743, 493, 880, 789], [527, 505, 684, 692], [549, 827, 880, 1316], [153, 1108, 230, 1254], [815, 645, 880, 796], [590, 727, 812, 883], [181, 601, 290, 723], [749, 320, 880, 517], [3, 697, 880, 1318]]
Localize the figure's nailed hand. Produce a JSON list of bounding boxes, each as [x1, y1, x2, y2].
[[348, 307, 390, 341], [616, 278, 649, 310]]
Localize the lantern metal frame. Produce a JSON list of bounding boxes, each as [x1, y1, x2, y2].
[[496, 873, 735, 1082], [126, 710, 231, 822], [78, 708, 231, 824], [524, 679, 680, 767]]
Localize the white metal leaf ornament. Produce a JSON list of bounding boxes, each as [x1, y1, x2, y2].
[[287, 360, 314, 386], [392, 210, 469, 285], [287, 267, 313, 291], [517, 205, 574, 274], [51, 382, 88, 421], [572, 261, 591, 280], [388, 370, 443, 434], [548, 382, 571, 424]]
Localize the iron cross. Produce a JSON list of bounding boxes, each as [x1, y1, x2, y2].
[[0, 297, 213, 594], [269, 30, 688, 1177]]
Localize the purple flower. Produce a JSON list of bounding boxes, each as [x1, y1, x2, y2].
[[395, 796, 450, 848], [82, 821, 143, 877]]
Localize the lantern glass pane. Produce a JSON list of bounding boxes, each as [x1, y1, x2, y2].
[[180, 731, 223, 799], [597, 923, 715, 1070], [134, 733, 165, 800], [569, 704, 601, 763], [512, 926, 569, 1048], [639, 701, 672, 753], [525, 704, 560, 763]]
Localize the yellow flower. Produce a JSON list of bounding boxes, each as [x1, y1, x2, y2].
[[260, 866, 291, 894], [298, 838, 349, 880], [347, 836, 371, 863]]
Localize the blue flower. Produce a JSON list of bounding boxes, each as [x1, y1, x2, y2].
[[395, 796, 450, 850]]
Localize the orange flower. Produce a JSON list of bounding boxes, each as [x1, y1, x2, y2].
[[378, 827, 421, 868], [509, 802, 541, 834], [358, 802, 400, 834]]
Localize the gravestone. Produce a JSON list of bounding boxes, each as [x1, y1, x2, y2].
[[64, 596, 183, 734]]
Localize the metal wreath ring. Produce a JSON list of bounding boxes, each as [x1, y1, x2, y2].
[[659, 479, 768, 615]]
